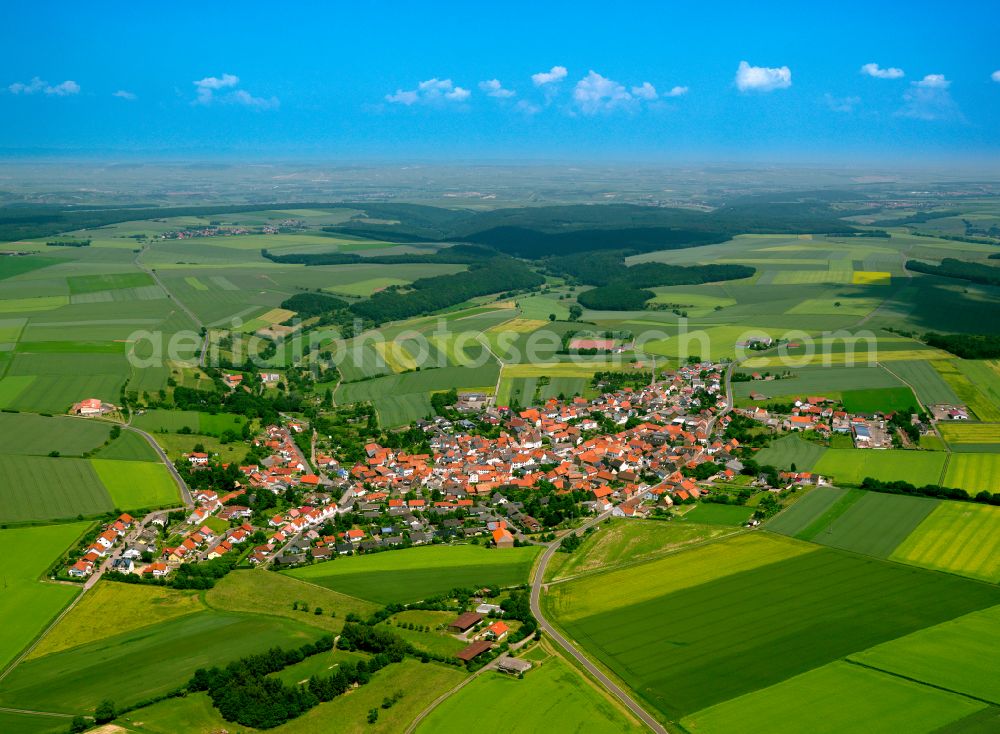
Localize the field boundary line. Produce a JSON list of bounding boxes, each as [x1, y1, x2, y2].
[[547, 526, 751, 586], [260, 568, 380, 609], [844, 658, 1000, 707], [0, 706, 74, 719]]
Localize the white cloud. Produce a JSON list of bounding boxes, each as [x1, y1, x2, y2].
[[992, 70, 1000, 83], [231, 89, 279, 109], [734, 60, 791, 92], [192, 73, 277, 109], [515, 99, 541, 115], [574, 71, 636, 114], [824, 93, 860, 112], [898, 74, 960, 121], [8, 77, 79, 96], [860, 62, 904, 79], [193, 73, 239, 104], [385, 78, 470, 106], [915, 73, 950, 89], [479, 79, 515, 98], [664, 85, 689, 97], [531, 65, 568, 86], [112, 89, 137, 100], [631, 82, 657, 100]]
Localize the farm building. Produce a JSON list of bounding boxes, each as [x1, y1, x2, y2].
[[456, 640, 493, 662], [448, 612, 483, 633]]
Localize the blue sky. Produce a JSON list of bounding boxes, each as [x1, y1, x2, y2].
[[1, 0, 998, 162]]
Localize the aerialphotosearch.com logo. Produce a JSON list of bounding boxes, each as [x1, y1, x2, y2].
[[124, 316, 881, 375]]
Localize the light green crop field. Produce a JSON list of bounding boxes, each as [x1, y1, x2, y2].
[[939, 422, 1000, 452], [887, 360, 959, 405], [67, 272, 154, 294], [680, 661, 984, 734], [0, 523, 88, 671], [891, 502, 1000, 582], [754, 434, 827, 471], [28, 582, 205, 660], [549, 536, 1000, 722], [0, 612, 324, 715], [0, 710, 68, 734], [132, 409, 245, 436], [90, 459, 180, 509], [0, 412, 111, 456], [545, 519, 732, 581], [850, 604, 1000, 704], [813, 449, 948, 487], [204, 570, 379, 635], [933, 360, 1000, 422], [841, 386, 920, 414], [417, 655, 637, 734], [808, 491, 940, 558], [0, 455, 113, 522], [944, 453, 1000, 493], [681, 503, 754, 526], [547, 533, 814, 623], [285, 544, 542, 604], [373, 391, 433, 427]]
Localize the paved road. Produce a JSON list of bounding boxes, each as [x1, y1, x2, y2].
[[530, 511, 668, 734]]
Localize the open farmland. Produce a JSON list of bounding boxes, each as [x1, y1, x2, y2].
[[754, 434, 827, 470], [547, 534, 1000, 722], [28, 583, 204, 660], [767, 486, 851, 536], [90, 458, 180, 509], [813, 448, 948, 486], [943, 453, 1000, 493], [680, 660, 984, 734], [0, 523, 88, 671], [806, 491, 940, 558], [417, 653, 637, 734], [680, 502, 754, 525], [0, 412, 111, 456], [0, 612, 325, 715], [891, 502, 1000, 582], [932, 360, 1000, 422], [285, 544, 541, 604], [0, 455, 112, 522], [841, 386, 920, 414], [850, 604, 1000, 704], [732, 365, 902, 402], [545, 519, 733, 581], [886, 360, 959, 405], [939, 422, 1000, 452]]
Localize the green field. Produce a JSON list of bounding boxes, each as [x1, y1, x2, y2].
[[767, 486, 851, 536], [943, 453, 1000, 493], [118, 657, 465, 734], [933, 360, 1000, 422], [939, 422, 1000, 452], [0, 455, 112, 522], [891, 502, 1000, 582], [754, 434, 827, 471], [545, 519, 732, 581], [680, 502, 754, 526], [132, 409, 245, 436], [813, 448, 948, 486], [67, 271, 155, 294], [90, 459, 180, 509], [680, 660, 984, 734], [92, 429, 160, 461], [732, 365, 902, 401], [0, 413, 111, 456], [547, 534, 1000, 721], [0, 612, 324, 714], [807, 491, 940, 558], [417, 655, 637, 733], [285, 544, 542, 604], [0, 710, 68, 734], [204, 570, 379, 634], [887, 360, 959, 405], [850, 604, 1000, 704], [0, 523, 88, 671], [841, 386, 920, 414]]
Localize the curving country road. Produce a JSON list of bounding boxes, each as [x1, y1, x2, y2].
[[529, 511, 669, 734], [122, 423, 194, 507]]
